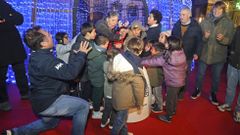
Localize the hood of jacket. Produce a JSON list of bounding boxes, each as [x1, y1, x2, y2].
[[165, 50, 186, 66]]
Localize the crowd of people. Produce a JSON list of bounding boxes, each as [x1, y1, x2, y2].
[[0, 0, 239, 135]]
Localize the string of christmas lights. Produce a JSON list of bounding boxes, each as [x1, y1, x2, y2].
[[5, 0, 73, 83]]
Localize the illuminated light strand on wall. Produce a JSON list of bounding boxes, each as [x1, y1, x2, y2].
[[6, 0, 73, 83]]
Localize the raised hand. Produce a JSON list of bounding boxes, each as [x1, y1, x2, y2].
[[193, 54, 198, 60], [79, 41, 92, 54], [159, 33, 167, 44]]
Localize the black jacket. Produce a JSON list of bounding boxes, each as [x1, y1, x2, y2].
[[0, 1, 27, 65], [146, 24, 161, 42], [72, 34, 95, 82], [28, 49, 86, 114], [229, 26, 240, 69], [172, 19, 202, 61]]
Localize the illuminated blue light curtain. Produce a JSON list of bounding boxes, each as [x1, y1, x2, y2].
[[35, 0, 73, 38], [6, 0, 73, 83], [75, 0, 89, 35]]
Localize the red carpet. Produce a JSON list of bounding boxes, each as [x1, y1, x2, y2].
[[0, 67, 240, 135]]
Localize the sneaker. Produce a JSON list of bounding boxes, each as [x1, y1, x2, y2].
[[89, 102, 93, 110], [157, 115, 172, 123], [217, 104, 231, 112], [233, 112, 240, 123], [209, 93, 219, 106], [100, 119, 110, 128], [92, 111, 102, 119], [108, 125, 113, 129], [128, 132, 134, 135], [191, 88, 201, 99], [0, 102, 11, 111], [100, 106, 104, 111], [1, 129, 14, 135], [151, 106, 163, 113]]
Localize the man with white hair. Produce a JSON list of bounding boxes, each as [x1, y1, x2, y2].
[[171, 6, 203, 100], [95, 11, 127, 42]]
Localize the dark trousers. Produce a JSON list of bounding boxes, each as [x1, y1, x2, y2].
[[101, 97, 116, 125], [79, 81, 92, 101], [92, 85, 104, 111], [166, 86, 180, 116], [178, 60, 192, 98], [0, 62, 29, 103], [196, 60, 224, 93]]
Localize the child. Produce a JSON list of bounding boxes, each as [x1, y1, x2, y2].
[[71, 22, 96, 102], [140, 40, 154, 57], [100, 49, 119, 129], [55, 32, 79, 96], [141, 36, 187, 123], [87, 35, 109, 119], [146, 9, 162, 42], [146, 42, 165, 113], [2, 26, 91, 135], [112, 40, 124, 53], [110, 37, 145, 135], [55, 32, 70, 63], [55, 32, 79, 63], [124, 20, 146, 49]]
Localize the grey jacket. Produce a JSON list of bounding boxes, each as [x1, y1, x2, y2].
[[56, 34, 78, 63], [200, 13, 234, 64]]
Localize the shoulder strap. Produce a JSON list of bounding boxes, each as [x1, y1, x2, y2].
[[121, 52, 140, 74]]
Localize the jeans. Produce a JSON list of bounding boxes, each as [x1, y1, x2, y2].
[[111, 109, 128, 135], [152, 86, 163, 109], [196, 60, 224, 93], [225, 64, 240, 112], [101, 97, 115, 126], [13, 95, 89, 135], [0, 62, 29, 102]]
